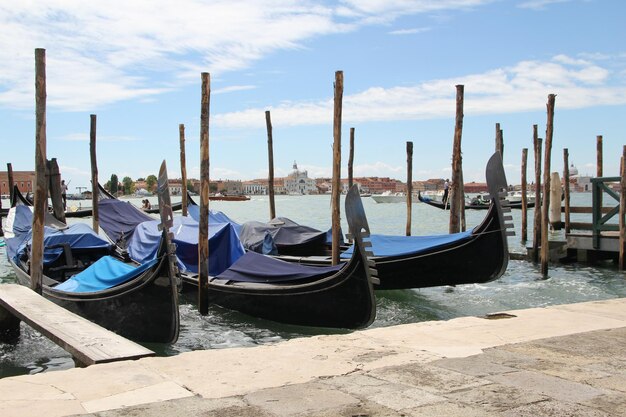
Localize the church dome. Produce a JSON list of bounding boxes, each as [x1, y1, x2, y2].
[[569, 163, 579, 177]]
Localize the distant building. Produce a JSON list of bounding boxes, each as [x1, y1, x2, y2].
[[213, 179, 243, 195], [0, 171, 36, 196], [354, 177, 403, 194], [284, 161, 317, 195]]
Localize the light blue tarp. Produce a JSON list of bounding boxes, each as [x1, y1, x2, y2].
[[128, 215, 245, 276], [6, 206, 112, 265], [341, 229, 474, 257], [54, 256, 158, 293]]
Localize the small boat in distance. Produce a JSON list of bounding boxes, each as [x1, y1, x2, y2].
[[371, 191, 406, 203]]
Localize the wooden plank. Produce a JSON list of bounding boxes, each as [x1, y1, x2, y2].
[[567, 234, 620, 252], [0, 284, 154, 366]]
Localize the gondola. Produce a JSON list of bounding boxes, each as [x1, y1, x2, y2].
[[125, 185, 377, 329], [276, 152, 513, 290], [95, 175, 377, 329], [418, 190, 534, 210], [3, 168, 180, 344]]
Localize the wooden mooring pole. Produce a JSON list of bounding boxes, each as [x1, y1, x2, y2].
[[521, 148, 528, 241], [532, 128, 542, 262], [406, 141, 413, 236], [179, 124, 188, 217], [32, 48, 47, 294], [597, 135, 603, 208], [549, 172, 562, 230], [198, 72, 210, 315], [331, 71, 343, 266], [265, 110, 276, 220], [90, 115, 99, 232], [7, 163, 14, 204], [348, 127, 355, 189], [563, 148, 570, 234], [618, 146, 626, 271], [495, 123, 504, 158], [449, 84, 464, 234], [541, 94, 556, 277]]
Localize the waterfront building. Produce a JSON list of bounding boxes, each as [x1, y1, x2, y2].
[[284, 161, 317, 195], [354, 177, 403, 194], [0, 171, 36, 196]]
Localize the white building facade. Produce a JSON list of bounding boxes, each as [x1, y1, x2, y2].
[[284, 162, 317, 195]]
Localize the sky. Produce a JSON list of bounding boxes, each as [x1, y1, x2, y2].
[[1, 0, 625, 194]]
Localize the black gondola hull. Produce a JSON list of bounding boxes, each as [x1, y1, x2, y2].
[[205, 255, 375, 329], [10, 256, 180, 344], [373, 205, 506, 290]]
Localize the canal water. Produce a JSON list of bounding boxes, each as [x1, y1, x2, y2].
[[1, 193, 625, 377]]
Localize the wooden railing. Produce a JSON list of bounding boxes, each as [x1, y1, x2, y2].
[[591, 176, 621, 249]]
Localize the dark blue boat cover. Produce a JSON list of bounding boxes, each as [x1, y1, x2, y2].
[[54, 257, 158, 293], [98, 198, 153, 246], [5, 206, 112, 265], [239, 217, 330, 255], [128, 215, 245, 276], [217, 251, 344, 283], [341, 229, 474, 257]]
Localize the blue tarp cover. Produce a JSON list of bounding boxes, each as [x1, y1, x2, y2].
[[342, 229, 474, 257], [217, 251, 344, 283], [54, 256, 158, 293], [6, 206, 112, 265], [98, 198, 153, 245], [128, 215, 245, 276]]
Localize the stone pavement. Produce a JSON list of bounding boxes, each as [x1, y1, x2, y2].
[[1, 298, 625, 416]]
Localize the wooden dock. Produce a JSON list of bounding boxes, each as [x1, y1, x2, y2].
[[0, 284, 155, 367]]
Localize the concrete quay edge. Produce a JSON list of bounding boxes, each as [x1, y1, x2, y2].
[[0, 297, 624, 416]]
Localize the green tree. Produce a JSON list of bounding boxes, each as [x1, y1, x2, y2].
[[122, 176, 134, 195], [146, 175, 157, 193], [110, 174, 118, 194], [186, 179, 194, 192]]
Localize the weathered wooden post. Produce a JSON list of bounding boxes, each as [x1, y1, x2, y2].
[[495, 123, 504, 158], [331, 71, 343, 266], [406, 141, 413, 236], [449, 84, 464, 234], [619, 145, 625, 271], [532, 128, 542, 262], [549, 172, 562, 230], [7, 163, 14, 204], [348, 127, 355, 189], [198, 72, 210, 315], [48, 158, 65, 222], [265, 110, 276, 220], [179, 124, 188, 217], [563, 148, 570, 234], [521, 148, 528, 241], [541, 94, 556, 277], [32, 48, 47, 294], [597, 135, 603, 208], [90, 114, 99, 232]]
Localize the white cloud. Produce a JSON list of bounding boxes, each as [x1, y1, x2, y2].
[[517, 0, 571, 10], [388, 27, 431, 35], [0, 0, 498, 112], [213, 54, 626, 129]]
